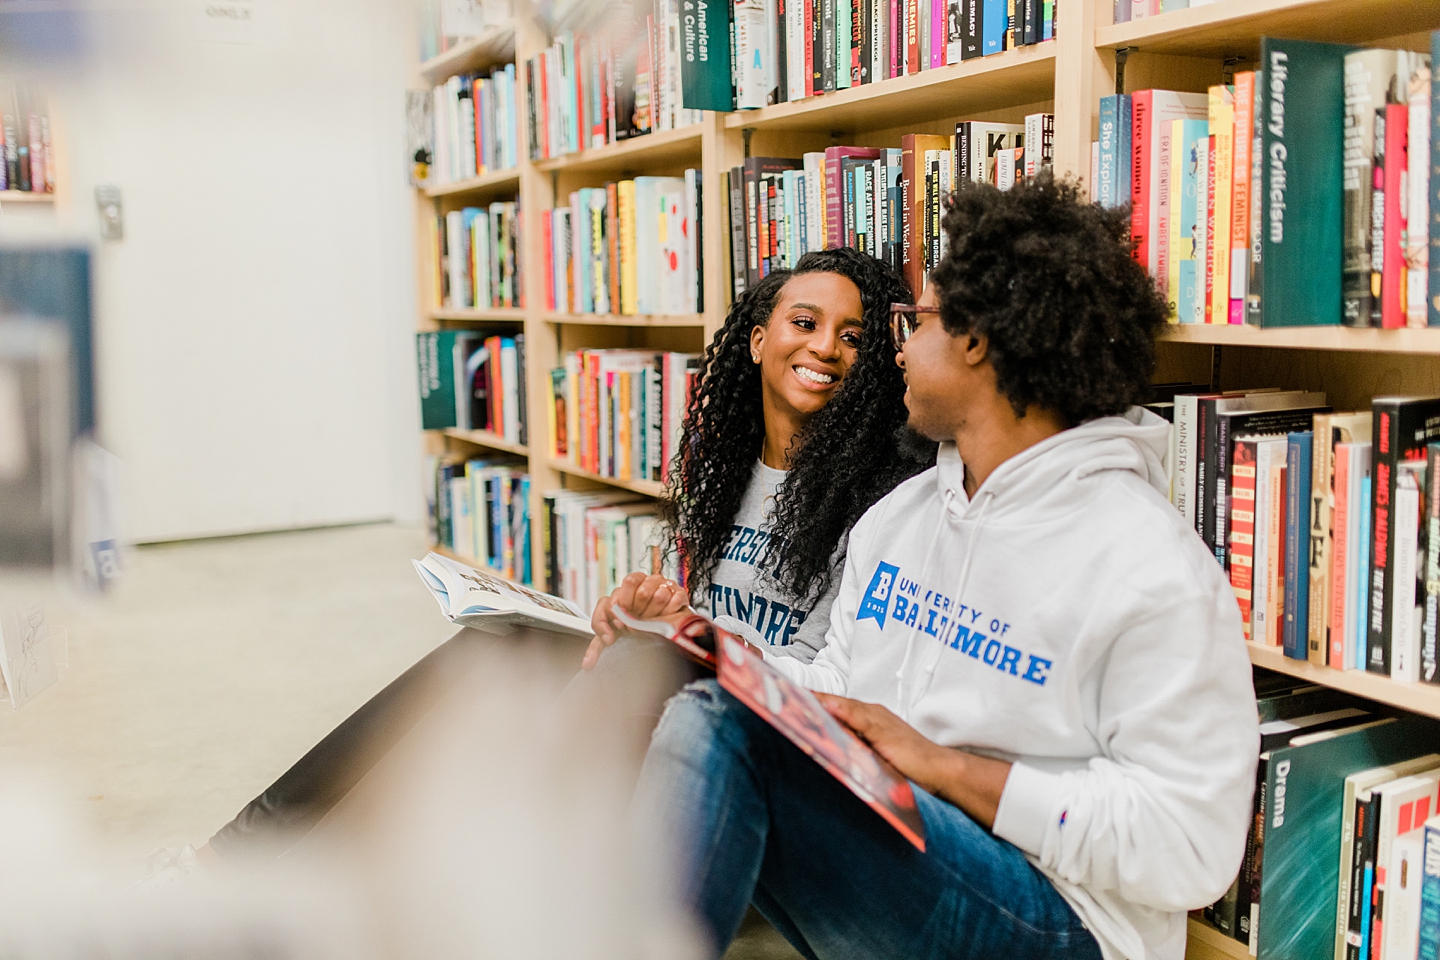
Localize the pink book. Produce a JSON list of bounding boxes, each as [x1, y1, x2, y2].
[[930, 0, 944, 69]]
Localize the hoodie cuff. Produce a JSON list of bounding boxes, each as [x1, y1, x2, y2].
[[991, 761, 1066, 858]]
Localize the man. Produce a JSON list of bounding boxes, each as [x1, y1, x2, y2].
[[608, 174, 1259, 960]]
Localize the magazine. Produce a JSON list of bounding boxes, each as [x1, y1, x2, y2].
[[413, 552, 593, 638], [614, 609, 926, 850]]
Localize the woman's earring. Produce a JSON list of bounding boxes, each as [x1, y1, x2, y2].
[[751, 352, 760, 363]]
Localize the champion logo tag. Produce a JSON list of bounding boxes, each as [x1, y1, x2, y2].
[[1059, 810, 1068, 828]]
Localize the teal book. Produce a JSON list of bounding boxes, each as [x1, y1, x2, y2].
[[1420, 817, 1440, 960], [1246, 37, 1355, 328], [416, 330, 465, 430], [680, 0, 736, 111], [1257, 714, 1440, 959]]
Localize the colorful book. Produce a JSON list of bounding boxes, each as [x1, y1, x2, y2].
[[1284, 430, 1314, 660], [1310, 412, 1372, 666]]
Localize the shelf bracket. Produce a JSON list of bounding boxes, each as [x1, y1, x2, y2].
[[1221, 55, 1248, 85], [550, 170, 558, 201], [742, 127, 754, 160], [1114, 47, 1135, 96], [1210, 345, 1223, 392]]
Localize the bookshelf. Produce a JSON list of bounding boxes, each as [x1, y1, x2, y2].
[[0, 191, 53, 203], [409, 4, 1440, 954]]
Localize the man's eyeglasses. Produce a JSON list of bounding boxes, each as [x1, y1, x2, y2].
[[890, 303, 942, 351]]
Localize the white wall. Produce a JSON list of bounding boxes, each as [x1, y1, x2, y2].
[[28, 0, 424, 542]]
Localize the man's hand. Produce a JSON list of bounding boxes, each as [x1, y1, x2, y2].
[[816, 694, 1011, 829], [583, 572, 692, 670]]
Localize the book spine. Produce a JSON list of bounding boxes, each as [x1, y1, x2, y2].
[[1330, 443, 1353, 668], [1098, 95, 1117, 208], [835, 0, 851, 89], [728, 167, 747, 299], [1204, 134, 1216, 322], [1130, 90, 1151, 275], [822, 0, 837, 92], [1197, 398, 1212, 545], [1381, 102, 1408, 329], [1230, 71, 1254, 323], [1393, 471, 1422, 681], [1432, 31, 1440, 328], [1370, 401, 1401, 675], [1420, 823, 1440, 960], [1210, 86, 1234, 326], [1175, 395, 1199, 524], [931, 0, 945, 68], [1213, 407, 1235, 567], [1230, 438, 1258, 637], [906, 0, 920, 71], [1284, 431, 1313, 660], [1425, 445, 1440, 683]]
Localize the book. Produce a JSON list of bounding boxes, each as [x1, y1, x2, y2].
[[1420, 816, 1440, 960], [1381, 100, 1411, 329], [1370, 771, 1440, 955], [1342, 50, 1401, 327], [1424, 445, 1440, 684], [1384, 831, 1425, 960], [1256, 714, 1440, 960], [1284, 430, 1315, 660], [414, 551, 589, 636], [1406, 54, 1431, 329], [1208, 84, 1235, 323], [1431, 31, 1440, 328], [1130, 89, 1208, 285], [1330, 442, 1371, 670], [620, 613, 928, 849], [1392, 461, 1427, 682], [1369, 397, 1440, 675], [1230, 71, 1256, 323], [1247, 38, 1355, 327], [1311, 413, 1373, 667]]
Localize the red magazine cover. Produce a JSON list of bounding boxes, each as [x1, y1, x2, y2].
[[715, 634, 926, 851], [614, 612, 927, 850]]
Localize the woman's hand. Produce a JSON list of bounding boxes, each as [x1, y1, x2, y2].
[[815, 693, 1011, 829], [582, 572, 693, 670]]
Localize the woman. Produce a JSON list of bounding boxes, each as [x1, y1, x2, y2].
[[158, 247, 928, 874], [583, 246, 933, 691]]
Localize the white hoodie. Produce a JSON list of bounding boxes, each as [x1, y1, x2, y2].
[[766, 408, 1259, 960]]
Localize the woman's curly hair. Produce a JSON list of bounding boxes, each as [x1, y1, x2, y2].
[[930, 172, 1167, 425], [660, 247, 935, 607]]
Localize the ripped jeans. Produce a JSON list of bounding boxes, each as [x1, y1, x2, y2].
[[632, 679, 1103, 960]]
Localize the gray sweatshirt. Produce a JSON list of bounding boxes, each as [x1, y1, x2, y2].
[[694, 461, 842, 664]]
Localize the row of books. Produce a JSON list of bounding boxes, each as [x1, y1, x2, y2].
[[678, 0, 1055, 113], [543, 171, 703, 316], [1197, 671, 1440, 959], [546, 350, 699, 484], [415, 330, 529, 445], [722, 117, 1052, 301], [1157, 387, 1440, 683], [434, 203, 522, 310], [1111, 0, 1220, 24], [425, 455, 534, 585], [426, 65, 520, 188], [541, 489, 676, 614], [1098, 34, 1438, 329], [1, 84, 54, 194], [415, 0, 508, 62], [523, 0, 701, 162]]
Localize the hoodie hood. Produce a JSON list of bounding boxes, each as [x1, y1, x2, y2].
[[935, 407, 1173, 523]]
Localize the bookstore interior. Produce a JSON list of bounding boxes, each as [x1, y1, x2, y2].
[[8, 0, 1440, 955]]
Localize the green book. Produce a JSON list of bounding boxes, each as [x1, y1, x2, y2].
[[416, 330, 474, 430], [1246, 37, 1355, 328], [679, 0, 735, 111], [1257, 714, 1440, 959]]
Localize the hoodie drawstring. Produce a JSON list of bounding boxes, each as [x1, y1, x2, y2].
[[901, 488, 995, 713]]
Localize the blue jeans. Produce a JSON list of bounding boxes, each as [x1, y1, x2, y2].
[[633, 679, 1103, 960]]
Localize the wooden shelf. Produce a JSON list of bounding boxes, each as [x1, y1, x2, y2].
[[723, 43, 1057, 133], [0, 191, 54, 203], [429, 307, 526, 323], [1186, 918, 1248, 960], [419, 29, 517, 83], [1159, 323, 1440, 354], [1096, 0, 1440, 58], [439, 428, 530, 457], [542, 312, 706, 328], [1248, 642, 1440, 720], [424, 168, 520, 199], [554, 462, 666, 497], [534, 124, 704, 174]]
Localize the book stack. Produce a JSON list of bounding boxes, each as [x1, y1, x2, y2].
[[426, 455, 533, 584], [1097, 34, 1438, 328], [721, 116, 1052, 299], [434, 203, 523, 310], [1160, 389, 1440, 684], [544, 170, 703, 315], [1, 84, 55, 194], [678, 0, 1055, 113], [1198, 671, 1440, 958], [415, 330, 529, 445], [524, 0, 701, 162], [427, 65, 520, 187], [541, 490, 675, 613], [547, 350, 699, 484]]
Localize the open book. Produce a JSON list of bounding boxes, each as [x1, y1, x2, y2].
[[414, 552, 593, 638], [616, 609, 926, 850]]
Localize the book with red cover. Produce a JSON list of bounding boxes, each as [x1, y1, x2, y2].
[[1381, 102, 1408, 329], [715, 633, 927, 850], [824, 146, 881, 250], [616, 610, 928, 850], [1230, 438, 1258, 637]]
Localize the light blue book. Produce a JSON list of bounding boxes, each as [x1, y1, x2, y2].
[[836, 0, 852, 89], [1098, 95, 1118, 208], [982, 0, 1006, 55], [1420, 818, 1440, 960], [1173, 120, 1207, 324], [1356, 473, 1372, 670]]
